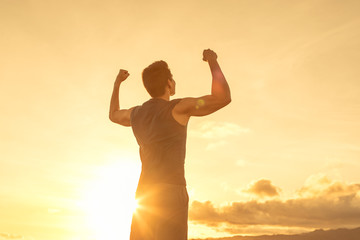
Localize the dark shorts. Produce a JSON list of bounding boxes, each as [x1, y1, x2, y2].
[[130, 183, 189, 240]]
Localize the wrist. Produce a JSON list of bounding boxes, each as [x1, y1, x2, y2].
[[114, 81, 121, 88], [208, 58, 218, 65]]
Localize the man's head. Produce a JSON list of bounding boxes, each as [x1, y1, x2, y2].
[[142, 60, 175, 98]]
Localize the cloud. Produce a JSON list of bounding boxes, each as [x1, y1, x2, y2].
[[243, 179, 281, 198], [190, 201, 222, 226], [206, 140, 228, 151], [190, 195, 360, 229], [220, 224, 310, 236], [297, 173, 360, 199], [235, 159, 247, 167], [0, 233, 24, 240], [47, 208, 61, 214], [189, 176, 360, 232], [190, 121, 250, 139]]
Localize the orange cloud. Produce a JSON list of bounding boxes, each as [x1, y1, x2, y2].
[[189, 201, 222, 226], [243, 179, 281, 198], [189, 176, 360, 232], [297, 173, 360, 199]]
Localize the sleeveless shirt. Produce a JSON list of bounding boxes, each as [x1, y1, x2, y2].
[[130, 98, 187, 186]]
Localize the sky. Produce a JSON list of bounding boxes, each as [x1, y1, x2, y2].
[[1, 0, 360, 239]]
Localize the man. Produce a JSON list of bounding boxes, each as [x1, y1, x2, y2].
[[109, 49, 231, 240]]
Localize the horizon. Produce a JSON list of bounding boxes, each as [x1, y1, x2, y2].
[[189, 227, 360, 240], [1, 0, 360, 239]]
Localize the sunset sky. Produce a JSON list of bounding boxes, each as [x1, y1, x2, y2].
[[1, 0, 360, 239]]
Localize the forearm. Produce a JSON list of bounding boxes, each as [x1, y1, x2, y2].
[[109, 83, 121, 119], [208, 60, 231, 102]]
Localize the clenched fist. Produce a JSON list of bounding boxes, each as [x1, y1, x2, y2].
[[115, 69, 130, 85], [202, 49, 218, 62]]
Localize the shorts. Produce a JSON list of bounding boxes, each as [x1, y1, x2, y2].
[[130, 183, 189, 240]]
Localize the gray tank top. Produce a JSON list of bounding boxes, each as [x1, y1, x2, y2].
[[130, 98, 187, 186]]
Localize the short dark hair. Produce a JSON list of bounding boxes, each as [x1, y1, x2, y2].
[[142, 60, 172, 98]]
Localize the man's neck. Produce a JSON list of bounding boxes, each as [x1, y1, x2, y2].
[[154, 93, 170, 101]]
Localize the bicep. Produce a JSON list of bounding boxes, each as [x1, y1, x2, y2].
[[174, 95, 229, 117], [109, 107, 135, 126]]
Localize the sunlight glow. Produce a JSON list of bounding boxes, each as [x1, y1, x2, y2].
[[80, 155, 141, 240]]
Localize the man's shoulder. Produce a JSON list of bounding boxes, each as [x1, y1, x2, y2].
[[171, 98, 192, 126], [170, 98, 183, 104]]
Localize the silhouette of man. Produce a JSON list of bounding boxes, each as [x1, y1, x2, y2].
[[109, 49, 231, 240]]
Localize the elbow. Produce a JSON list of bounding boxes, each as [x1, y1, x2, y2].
[[223, 96, 231, 107], [216, 97, 231, 110], [109, 113, 115, 123], [212, 95, 231, 109], [226, 96, 232, 104]]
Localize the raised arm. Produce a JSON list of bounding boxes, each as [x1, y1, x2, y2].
[[109, 69, 134, 127], [173, 49, 231, 125]]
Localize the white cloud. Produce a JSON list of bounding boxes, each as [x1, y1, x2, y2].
[[235, 159, 247, 167], [47, 208, 61, 214], [206, 140, 227, 151], [0, 233, 24, 240], [190, 121, 250, 139]]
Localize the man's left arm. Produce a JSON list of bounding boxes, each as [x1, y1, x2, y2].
[[109, 69, 134, 127]]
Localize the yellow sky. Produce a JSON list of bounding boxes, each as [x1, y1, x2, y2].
[[1, 0, 360, 239]]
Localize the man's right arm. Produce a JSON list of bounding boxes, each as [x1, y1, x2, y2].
[[109, 69, 134, 127], [173, 49, 231, 123]]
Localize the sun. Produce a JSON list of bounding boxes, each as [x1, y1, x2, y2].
[[80, 156, 141, 240]]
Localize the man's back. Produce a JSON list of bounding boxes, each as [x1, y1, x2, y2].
[[131, 98, 187, 186]]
